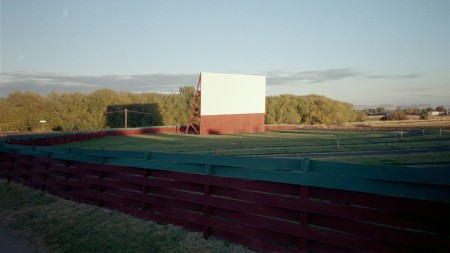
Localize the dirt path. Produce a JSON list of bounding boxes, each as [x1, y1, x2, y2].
[[0, 225, 48, 253]]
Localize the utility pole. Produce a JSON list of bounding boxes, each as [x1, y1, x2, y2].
[[280, 109, 283, 124], [124, 108, 128, 128], [40, 120, 46, 131]]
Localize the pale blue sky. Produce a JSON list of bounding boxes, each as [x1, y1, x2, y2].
[[1, 0, 450, 107]]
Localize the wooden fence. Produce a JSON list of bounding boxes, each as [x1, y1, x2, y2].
[[1, 142, 449, 252], [5, 125, 299, 146], [5, 126, 180, 146]]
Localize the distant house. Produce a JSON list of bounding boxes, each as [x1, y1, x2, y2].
[[428, 111, 446, 116]]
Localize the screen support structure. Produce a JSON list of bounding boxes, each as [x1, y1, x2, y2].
[[185, 73, 201, 134]]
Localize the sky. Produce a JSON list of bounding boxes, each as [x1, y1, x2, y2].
[[1, 0, 450, 108]]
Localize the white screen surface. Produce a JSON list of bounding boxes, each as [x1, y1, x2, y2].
[[200, 72, 266, 116]]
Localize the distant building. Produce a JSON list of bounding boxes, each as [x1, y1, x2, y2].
[[428, 111, 446, 116]]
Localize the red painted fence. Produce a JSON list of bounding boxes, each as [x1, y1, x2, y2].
[[7, 126, 180, 146], [1, 152, 448, 253], [264, 124, 299, 131], [6, 126, 298, 146]]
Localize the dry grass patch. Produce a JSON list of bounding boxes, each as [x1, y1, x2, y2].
[[0, 181, 253, 253]]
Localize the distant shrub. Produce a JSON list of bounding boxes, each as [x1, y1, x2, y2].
[[419, 114, 428, 120], [52, 126, 64, 131], [380, 112, 408, 121], [354, 111, 367, 122]]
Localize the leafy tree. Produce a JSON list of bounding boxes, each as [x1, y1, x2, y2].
[[0, 89, 373, 132], [380, 109, 408, 121], [436, 106, 446, 112], [354, 111, 367, 122], [403, 107, 420, 115], [266, 94, 361, 125], [179, 86, 196, 106], [376, 107, 386, 114], [265, 96, 281, 124], [4, 91, 59, 131], [425, 107, 434, 113]]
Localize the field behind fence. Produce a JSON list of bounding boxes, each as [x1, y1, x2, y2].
[[1, 134, 450, 253]]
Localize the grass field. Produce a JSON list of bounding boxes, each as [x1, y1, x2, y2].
[[62, 129, 450, 166], [0, 181, 252, 253], [346, 115, 450, 129]]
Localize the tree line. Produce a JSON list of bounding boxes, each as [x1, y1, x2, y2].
[[363, 106, 447, 116], [265, 94, 366, 125], [0, 87, 364, 132], [363, 105, 447, 121]]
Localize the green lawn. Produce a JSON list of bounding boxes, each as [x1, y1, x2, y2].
[[62, 129, 450, 166]]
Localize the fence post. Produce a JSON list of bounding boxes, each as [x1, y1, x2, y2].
[[3, 148, 21, 182], [96, 156, 106, 207], [141, 169, 151, 212], [41, 155, 51, 192], [300, 158, 310, 251], [23, 155, 33, 186], [141, 151, 153, 212], [203, 164, 213, 239], [63, 160, 72, 194]]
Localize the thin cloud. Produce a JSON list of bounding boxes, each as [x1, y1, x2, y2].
[[266, 68, 422, 86], [0, 72, 198, 96], [365, 74, 420, 79], [266, 68, 361, 85], [391, 84, 444, 93], [0, 70, 425, 97]]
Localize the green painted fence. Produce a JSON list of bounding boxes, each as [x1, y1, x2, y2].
[[1, 142, 449, 201]]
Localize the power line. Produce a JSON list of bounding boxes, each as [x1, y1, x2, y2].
[[104, 110, 153, 115], [104, 109, 154, 128]]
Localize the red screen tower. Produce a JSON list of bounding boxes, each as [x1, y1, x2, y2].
[[185, 72, 266, 135]]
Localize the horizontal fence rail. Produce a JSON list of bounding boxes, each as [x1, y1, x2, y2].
[[1, 144, 449, 201], [1, 129, 450, 252], [4, 125, 298, 146], [4, 126, 180, 146]]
